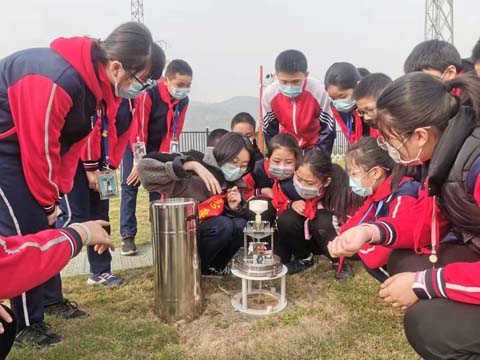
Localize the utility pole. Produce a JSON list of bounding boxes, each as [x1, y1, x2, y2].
[[425, 0, 454, 43], [131, 0, 144, 23]]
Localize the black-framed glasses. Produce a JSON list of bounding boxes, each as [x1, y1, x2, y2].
[[126, 69, 156, 91]]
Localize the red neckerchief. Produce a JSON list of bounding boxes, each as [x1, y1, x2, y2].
[[198, 194, 226, 221], [158, 82, 181, 152], [303, 191, 325, 220], [272, 179, 289, 215]]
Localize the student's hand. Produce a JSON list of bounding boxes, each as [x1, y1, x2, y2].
[[69, 220, 115, 254], [0, 305, 13, 334], [47, 207, 58, 226], [86, 170, 100, 192], [260, 188, 274, 198], [184, 161, 222, 194], [127, 166, 141, 186], [227, 187, 241, 210], [327, 225, 373, 258], [291, 200, 306, 216], [379, 272, 419, 310]]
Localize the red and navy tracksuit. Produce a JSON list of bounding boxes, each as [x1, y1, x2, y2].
[[57, 99, 133, 275], [340, 176, 420, 282], [0, 36, 121, 330], [119, 81, 189, 241], [332, 107, 379, 145], [0, 227, 83, 357], [372, 166, 480, 303], [262, 78, 338, 154]]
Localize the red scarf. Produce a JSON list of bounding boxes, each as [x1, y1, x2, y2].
[[198, 194, 226, 221], [158, 82, 181, 152]]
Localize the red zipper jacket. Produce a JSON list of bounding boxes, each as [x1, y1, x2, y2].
[[262, 78, 338, 154], [81, 99, 134, 170], [0, 37, 118, 214], [0, 228, 82, 299], [131, 81, 189, 153], [340, 176, 419, 269]]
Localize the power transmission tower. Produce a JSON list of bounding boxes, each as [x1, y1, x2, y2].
[[425, 0, 454, 43], [131, 0, 144, 23]]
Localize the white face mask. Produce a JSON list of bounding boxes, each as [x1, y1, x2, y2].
[[293, 176, 322, 199], [378, 128, 430, 167]]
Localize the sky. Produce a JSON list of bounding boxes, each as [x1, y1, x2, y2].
[[0, 0, 479, 103]]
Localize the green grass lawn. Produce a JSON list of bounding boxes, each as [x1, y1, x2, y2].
[[8, 188, 418, 360]]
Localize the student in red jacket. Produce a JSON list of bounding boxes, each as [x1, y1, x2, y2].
[[325, 62, 374, 144], [404, 39, 462, 80], [352, 73, 391, 133], [329, 73, 480, 359], [276, 149, 350, 275], [262, 50, 338, 154], [0, 221, 113, 359], [0, 22, 161, 347], [119, 60, 193, 255], [341, 137, 419, 282]]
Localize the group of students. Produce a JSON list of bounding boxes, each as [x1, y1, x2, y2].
[[0, 21, 480, 360]]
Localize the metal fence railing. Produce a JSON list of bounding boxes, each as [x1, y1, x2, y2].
[[179, 129, 349, 155], [178, 130, 210, 153]]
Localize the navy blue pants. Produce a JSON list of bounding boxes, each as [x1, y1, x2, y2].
[[198, 216, 246, 273], [119, 143, 160, 240], [0, 305, 16, 359], [0, 156, 63, 330], [57, 162, 111, 275]]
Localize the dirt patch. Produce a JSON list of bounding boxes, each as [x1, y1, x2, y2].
[[175, 258, 349, 360]]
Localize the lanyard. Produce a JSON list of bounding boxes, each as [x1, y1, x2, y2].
[[346, 113, 353, 141], [101, 103, 110, 169], [172, 104, 181, 140], [358, 200, 384, 225]]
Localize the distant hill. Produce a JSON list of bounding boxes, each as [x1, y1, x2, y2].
[[183, 96, 259, 131]]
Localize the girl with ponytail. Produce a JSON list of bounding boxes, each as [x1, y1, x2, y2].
[[329, 72, 480, 359]]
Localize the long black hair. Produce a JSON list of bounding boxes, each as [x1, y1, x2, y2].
[[376, 72, 480, 139], [213, 132, 256, 174], [91, 22, 165, 80], [300, 149, 349, 224]]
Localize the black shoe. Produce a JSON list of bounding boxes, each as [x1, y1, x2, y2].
[[121, 237, 138, 256], [286, 256, 314, 275], [45, 299, 89, 319], [14, 322, 61, 348], [203, 266, 232, 277], [332, 260, 354, 281]]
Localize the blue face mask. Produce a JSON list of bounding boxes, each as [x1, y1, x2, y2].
[[332, 98, 356, 112], [221, 163, 245, 182], [169, 87, 191, 100], [279, 84, 303, 99], [349, 175, 373, 198], [115, 81, 145, 99]]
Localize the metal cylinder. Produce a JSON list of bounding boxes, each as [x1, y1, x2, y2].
[[150, 198, 202, 323]]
